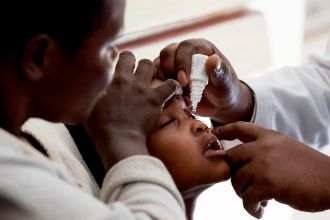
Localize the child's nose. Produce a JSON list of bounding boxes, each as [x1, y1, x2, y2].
[[191, 121, 208, 136]]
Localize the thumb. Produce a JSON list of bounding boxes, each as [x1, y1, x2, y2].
[[243, 199, 265, 219], [205, 54, 229, 87], [153, 79, 182, 106]]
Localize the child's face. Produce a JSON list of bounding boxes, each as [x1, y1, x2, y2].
[[148, 80, 231, 192], [46, 0, 125, 123]]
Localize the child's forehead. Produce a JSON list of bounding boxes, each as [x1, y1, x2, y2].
[[162, 96, 177, 110], [162, 96, 187, 113], [151, 79, 187, 111]]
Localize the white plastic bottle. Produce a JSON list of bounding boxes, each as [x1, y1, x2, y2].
[[190, 54, 209, 112]]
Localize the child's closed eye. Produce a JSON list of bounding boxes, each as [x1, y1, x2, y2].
[[159, 119, 175, 128]]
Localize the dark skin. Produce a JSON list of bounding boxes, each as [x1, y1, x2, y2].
[[154, 38, 254, 124], [153, 38, 254, 217], [149, 68, 230, 220], [1, 1, 186, 219], [0, 0, 180, 180], [154, 38, 330, 218], [213, 122, 330, 218], [84, 52, 181, 169], [68, 52, 181, 174]]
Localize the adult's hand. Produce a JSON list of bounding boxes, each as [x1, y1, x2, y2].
[[212, 122, 330, 218], [85, 51, 181, 170], [154, 38, 254, 123]]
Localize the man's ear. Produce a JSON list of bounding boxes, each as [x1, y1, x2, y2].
[[21, 34, 57, 82]]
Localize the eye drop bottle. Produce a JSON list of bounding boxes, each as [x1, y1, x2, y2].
[[190, 54, 209, 112]]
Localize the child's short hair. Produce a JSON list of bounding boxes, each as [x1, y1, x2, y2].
[[0, 0, 108, 57]]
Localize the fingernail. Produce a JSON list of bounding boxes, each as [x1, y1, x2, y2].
[[178, 70, 188, 87], [139, 59, 153, 65], [161, 80, 182, 110], [215, 60, 226, 79], [120, 51, 134, 57], [175, 86, 183, 96], [170, 80, 182, 96]]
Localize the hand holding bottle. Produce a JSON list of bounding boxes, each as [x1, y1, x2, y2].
[[154, 38, 254, 124]]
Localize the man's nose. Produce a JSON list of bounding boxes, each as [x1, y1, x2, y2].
[[109, 46, 118, 61]]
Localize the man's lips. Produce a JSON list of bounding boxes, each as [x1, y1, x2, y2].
[[203, 135, 226, 157]]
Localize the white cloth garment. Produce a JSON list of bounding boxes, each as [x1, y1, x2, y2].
[[242, 36, 330, 154], [0, 120, 185, 220]]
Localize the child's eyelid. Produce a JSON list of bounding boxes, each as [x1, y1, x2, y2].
[[158, 114, 174, 128], [159, 119, 175, 128]]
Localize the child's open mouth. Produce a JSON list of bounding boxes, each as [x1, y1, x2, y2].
[[203, 136, 226, 157]]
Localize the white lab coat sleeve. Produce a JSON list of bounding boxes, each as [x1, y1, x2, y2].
[[242, 37, 330, 152]]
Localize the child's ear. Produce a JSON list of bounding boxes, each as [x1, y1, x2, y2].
[[21, 34, 56, 82]]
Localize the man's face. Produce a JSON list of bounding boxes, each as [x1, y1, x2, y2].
[[40, 0, 125, 124], [148, 80, 230, 192]]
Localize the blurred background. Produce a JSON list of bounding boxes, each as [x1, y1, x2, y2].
[[119, 0, 330, 219]]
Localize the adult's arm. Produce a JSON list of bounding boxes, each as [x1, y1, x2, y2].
[[0, 132, 185, 220], [242, 38, 330, 151]]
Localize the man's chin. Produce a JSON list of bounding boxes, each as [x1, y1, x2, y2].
[[64, 110, 92, 125]]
